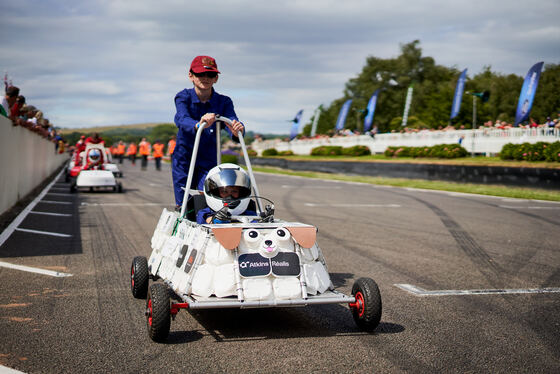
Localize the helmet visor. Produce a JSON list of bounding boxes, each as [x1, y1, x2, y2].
[[206, 168, 251, 199]]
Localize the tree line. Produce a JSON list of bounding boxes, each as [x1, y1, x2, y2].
[[303, 40, 559, 135]]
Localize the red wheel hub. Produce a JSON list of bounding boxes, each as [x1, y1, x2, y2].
[[349, 292, 365, 317], [147, 299, 153, 326]]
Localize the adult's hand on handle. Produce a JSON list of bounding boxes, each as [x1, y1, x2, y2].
[[200, 113, 216, 128], [226, 120, 244, 136]]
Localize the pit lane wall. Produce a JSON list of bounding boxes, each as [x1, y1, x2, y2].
[[0, 116, 68, 216]]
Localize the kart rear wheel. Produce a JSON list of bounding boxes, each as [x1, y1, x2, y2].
[[69, 180, 77, 193], [146, 283, 171, 342], [117, 183, 123, 193], [350, 277, 382, 332], [131, 256, 149, 299]]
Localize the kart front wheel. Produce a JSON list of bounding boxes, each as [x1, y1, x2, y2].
[[146, 283, 171, 342], [350, 277, 382, 332], [131, 256, 149, 299]]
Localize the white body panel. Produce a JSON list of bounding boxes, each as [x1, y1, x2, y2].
[[76, 170, 117, 187], [148, 209, 333, 302]]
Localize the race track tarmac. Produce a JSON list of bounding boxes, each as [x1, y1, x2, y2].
[[1, 160, 559, 373]]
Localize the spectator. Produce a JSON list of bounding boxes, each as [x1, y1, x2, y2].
[[1, 86, 19, 118]]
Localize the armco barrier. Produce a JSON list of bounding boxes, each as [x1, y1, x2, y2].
[[0, 116, 68, 215], [248, 157, 560, 190]]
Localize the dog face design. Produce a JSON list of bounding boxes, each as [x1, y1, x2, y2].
[[241, 227, 293, 258]]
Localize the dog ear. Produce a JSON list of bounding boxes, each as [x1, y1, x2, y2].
[[212, 227, 243, 250], [286, 226, 316, 248]]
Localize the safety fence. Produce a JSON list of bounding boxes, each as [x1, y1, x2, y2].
[[251, 128, 560, 156], [0, 116, 68, 216]]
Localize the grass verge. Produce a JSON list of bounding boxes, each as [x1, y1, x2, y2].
[[252, 166, 560, 202], [263, 155, 560, 169]]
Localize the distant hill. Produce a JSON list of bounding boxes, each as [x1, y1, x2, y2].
[[59, 122, 170, 135]]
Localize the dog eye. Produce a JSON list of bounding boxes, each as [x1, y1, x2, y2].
[[276, 229, 286, 237], [248, 230, 259, 238]]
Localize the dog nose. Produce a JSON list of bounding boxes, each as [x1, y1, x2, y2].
[[265, 240, 272, 246]]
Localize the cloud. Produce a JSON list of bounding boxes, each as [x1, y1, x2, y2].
[[1, 0, 558, 133]]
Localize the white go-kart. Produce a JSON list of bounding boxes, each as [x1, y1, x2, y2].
[[130, 116, 381, 342], [70, 143, 123, 193]]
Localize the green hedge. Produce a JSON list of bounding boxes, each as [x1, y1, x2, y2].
[[311, 146, 343, 156], [262, 148, 278, 156], [311, 145, 372, 156], [341, 145, 372, 156], [221, 154, 238, 164], [278, 150, 294, 156], [384, 144, 468, 159], [499, 141, 560, 162]]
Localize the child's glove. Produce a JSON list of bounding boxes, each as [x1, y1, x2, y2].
[[212, 207, 231, 223]]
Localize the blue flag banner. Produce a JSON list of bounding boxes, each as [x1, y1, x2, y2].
[[515, 62, 544, 126], [363, 90, 380, 132], [450, 68, 467, 120], [335, 99, 352, 131], [289, 109, 304, 140]]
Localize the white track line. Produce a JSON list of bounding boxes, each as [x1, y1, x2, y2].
[[305, 203, 401, 208], [15, 228, 72, 238], [39, 200, 72, 205], [81, 202, 169, 206], [0, 261, 72, 277], [499, 205, 560, 210], [29, 211, 72, 217], [395, 283, 560, 296], [0, 168, 65, 248]]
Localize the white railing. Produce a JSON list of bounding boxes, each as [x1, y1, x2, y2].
[[251, 128, 560, 156]]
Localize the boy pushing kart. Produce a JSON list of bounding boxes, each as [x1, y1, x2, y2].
[[172, 55, 245, 211]]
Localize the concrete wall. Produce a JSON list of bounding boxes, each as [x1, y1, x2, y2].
[[251, 128, 560, 156], [0, 116, 68, 215]]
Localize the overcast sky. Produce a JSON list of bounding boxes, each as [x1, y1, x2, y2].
[[1, 0, 558, 134]]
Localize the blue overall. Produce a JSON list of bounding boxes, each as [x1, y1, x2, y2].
[[172, 88, 240, 207]]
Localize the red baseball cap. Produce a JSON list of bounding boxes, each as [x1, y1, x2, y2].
[[190, 55, 220, 74]]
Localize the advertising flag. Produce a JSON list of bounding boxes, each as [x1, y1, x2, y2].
[[515, 62, 544, 126], [335, 99, 352, 131], [310, 107, 321, 137], [401, 85, 413, 127], [289, 109, 304, 140], [363, 89, 380, 133], [450, 68, 467, 120]]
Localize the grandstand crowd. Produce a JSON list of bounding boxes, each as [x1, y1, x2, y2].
[[1, 82, 176, 168], [1, 84, 68, 153]]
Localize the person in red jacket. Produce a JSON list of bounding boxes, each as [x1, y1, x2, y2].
[[85, 132, 104, 145]]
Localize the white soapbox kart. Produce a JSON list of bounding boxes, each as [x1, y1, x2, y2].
[[70, 143, 123, 193], [130, 116, 382, 342]]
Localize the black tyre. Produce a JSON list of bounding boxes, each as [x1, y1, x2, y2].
[[117, 183, 123, 193], [131, 256, 149, 299], [69, 180, 77, 193], [146, 283, 171, 342], [65, 172, 70, 183], [351, 277, 382, 332]]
